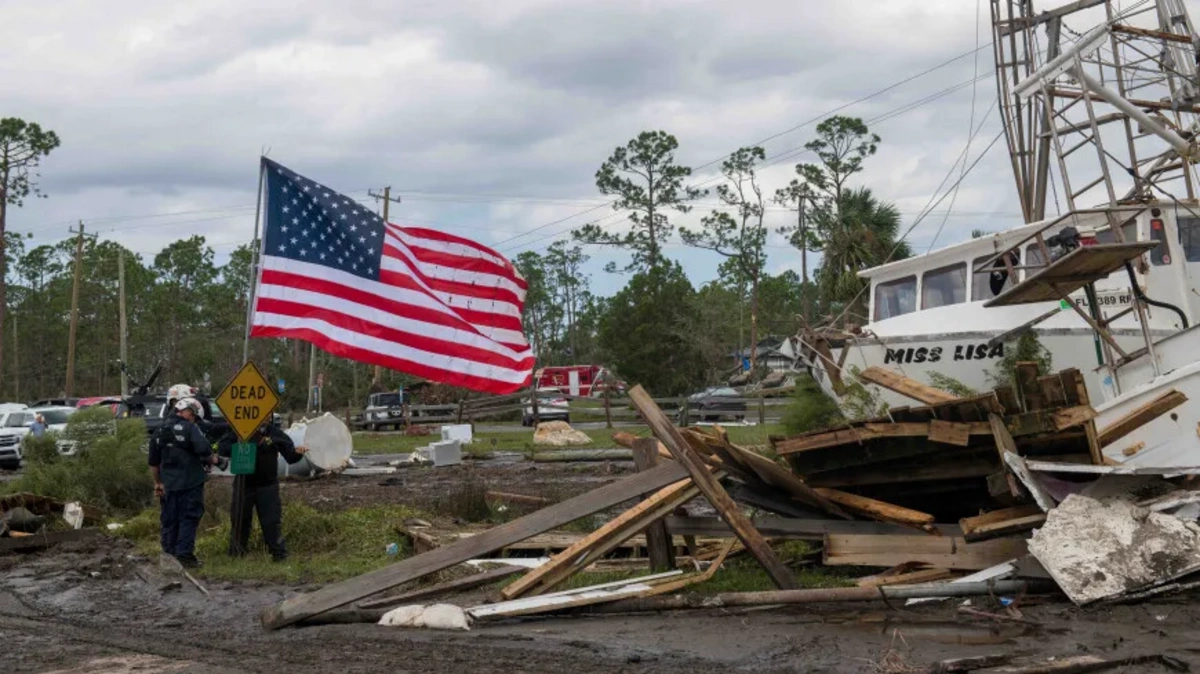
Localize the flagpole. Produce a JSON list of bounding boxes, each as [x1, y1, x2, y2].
[[242, 157, 267, 364]]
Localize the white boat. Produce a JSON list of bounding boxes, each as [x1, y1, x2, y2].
[[802, 0, 1200, 466]]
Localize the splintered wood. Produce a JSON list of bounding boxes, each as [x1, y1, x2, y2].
[[771, 366, 1111, 523]]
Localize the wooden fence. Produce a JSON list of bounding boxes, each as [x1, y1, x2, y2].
[[343, 385, 794, 433]]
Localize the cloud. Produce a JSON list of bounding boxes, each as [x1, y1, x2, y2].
[[3, 0, 1026, 290]]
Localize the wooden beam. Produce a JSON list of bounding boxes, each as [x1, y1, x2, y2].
[[856, 568, 955, 589], [1015, 362, 1043, 411], [628, 385, 797, 590], [964, 514, 1047, 543], [663, 515, 963, 539], [259, 459, 690, 630], [1097, 389, 1188, 448], [1112, 23, 1194, 43], [810, 488, 936, 530], [1052, 405, 1097, 431], [823, 533, 1028, 571], [930, 420, 971, 446], [959, 505, 1043, 536], [1065, 369, 1103, 465], [356, 565, 525, 610], [989, 413, 1023, 499], [699, 433, 850, 518], [632, 438, 676, 573], [774, 421, 992, 454], [500, 476, 701, 599], [858, 366, 959, 405]]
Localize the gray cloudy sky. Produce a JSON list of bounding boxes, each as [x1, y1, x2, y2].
[[3, 0, 1030, 294]]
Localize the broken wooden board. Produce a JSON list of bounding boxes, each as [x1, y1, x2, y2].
[[811, 488, 936, 530], [855, 568, 954, 588], [963, 514, 1046, 543], [1097, 389, 1188, 448], [501, 477, 702, 599], [960, 505, 1043, 538], [857, 366, 959, 405], [688, 430, 849, 518], [469, 570, 685, 620], [629, 385, 797, 590], [1015, 362, 1044, 412], [0, 527, 99, 553], [663, 515, 964, 539], [929, 420, 971, 446], [261, 459, 689, 629], [823, 534, 1027, 571], [990, 413, 1024, 499], [1002, 452, 1058, 511], [357, 565, 525, 610]]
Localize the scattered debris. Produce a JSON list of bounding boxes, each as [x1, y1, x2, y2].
[[531, 449, 631, 462]]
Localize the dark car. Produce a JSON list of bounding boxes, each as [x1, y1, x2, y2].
[[30, 397, 82, 408], [118, 394, 222, 437], [687, 387, 746, 422]]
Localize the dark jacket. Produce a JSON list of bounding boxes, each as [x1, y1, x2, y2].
[[217, 424, 304, 487], [148, 414, 212, 492]]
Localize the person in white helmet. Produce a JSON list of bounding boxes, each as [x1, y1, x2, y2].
[[148, 397, 217, 568]]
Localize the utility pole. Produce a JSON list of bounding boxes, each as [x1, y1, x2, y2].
[[65, 222, 96, 397], [306, 343, 317, 412], [367, 186, 401, 389], [12, 314, 18, 402], [118, 247, 129, 397]]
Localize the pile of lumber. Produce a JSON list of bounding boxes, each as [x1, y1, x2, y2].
[[259, 365, 1189, 629], [773, 364, 1102, 522]]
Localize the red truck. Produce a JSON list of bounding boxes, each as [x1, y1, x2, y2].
[[534, 365, 625, 398]]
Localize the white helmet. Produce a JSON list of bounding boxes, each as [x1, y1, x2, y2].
[[168, 383, 197, 401], [174, 397, 203, 417]]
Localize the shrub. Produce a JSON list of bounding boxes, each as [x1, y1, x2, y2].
[[927, 371, 978, 397], [12, 417, 153, 514], [988, 331, 1053, 388], [782, 374, 846, 435], [21, 433, 60, 464]]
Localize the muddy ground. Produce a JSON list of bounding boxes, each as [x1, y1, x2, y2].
[[5, 468, 1200, 673]]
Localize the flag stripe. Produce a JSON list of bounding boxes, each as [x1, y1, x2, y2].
[[259, 260, 528, 349], [255, 296, 534, 371], [381, 246, 524, 316], [392, 224, 530, 288], [390, 228, 527, 290], [250, 324, 530, 393]]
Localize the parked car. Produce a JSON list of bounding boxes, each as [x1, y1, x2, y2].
[[362, 391, 407, 431], [0, 404, 31, 470], [29, 405, 81, 455], [687, 387, 746, 422], [522, 387, 570, 427], [119, 394, 219, 437], [30, 397, 81, 408]]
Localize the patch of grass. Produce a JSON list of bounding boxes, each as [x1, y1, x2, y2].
[[114, 494, 422, 583]]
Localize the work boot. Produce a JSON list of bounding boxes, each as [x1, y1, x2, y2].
[[176, 554, 203, 569], [271, 552, 289, 563]]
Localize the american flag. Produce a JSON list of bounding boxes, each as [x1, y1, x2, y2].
[[249, 158, 534, 394]]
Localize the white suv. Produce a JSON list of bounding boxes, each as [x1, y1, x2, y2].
[[0, 405, 32, 469], [30, 406, 80, 455]]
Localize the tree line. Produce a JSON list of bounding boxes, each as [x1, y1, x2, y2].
[[0, 115, 912, 404]]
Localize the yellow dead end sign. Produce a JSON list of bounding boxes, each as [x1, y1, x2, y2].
[[216, 361, 280, 442]]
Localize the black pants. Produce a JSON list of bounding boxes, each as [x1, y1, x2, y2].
[[161, 484, 204, 561], [229, 476, 285, 558]]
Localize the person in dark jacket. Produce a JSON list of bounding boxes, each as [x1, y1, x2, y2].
[[217, 421, 307, 561], [148, 398, 217, 568]]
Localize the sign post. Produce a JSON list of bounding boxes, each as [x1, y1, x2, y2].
[[215, 361, 281, 556]]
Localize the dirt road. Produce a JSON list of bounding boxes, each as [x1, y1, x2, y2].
[[4, 532, 1200, 674]]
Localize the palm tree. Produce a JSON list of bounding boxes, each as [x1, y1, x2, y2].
[[813, 187, 910, 323]]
